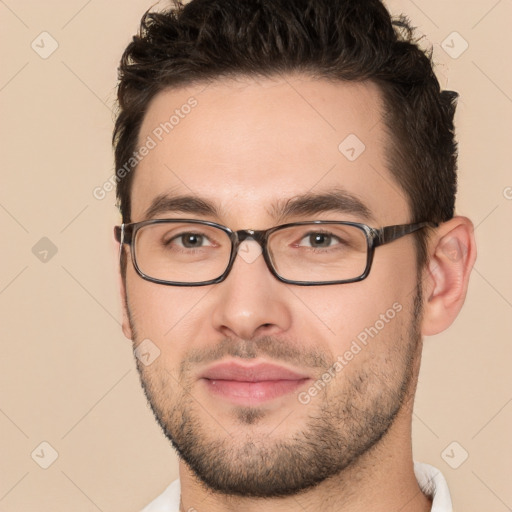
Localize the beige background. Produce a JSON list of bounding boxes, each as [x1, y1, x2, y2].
[[0, 0, 511, 510]]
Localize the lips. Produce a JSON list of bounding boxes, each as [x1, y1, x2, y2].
[[200, 361, 310, 405]]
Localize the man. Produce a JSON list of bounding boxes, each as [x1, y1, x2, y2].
[[113, 0, 476, 510]]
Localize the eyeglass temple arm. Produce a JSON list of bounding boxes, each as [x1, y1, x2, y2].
[[373, 221, 438, 247], [114, 224, 134, 262], [114, 224, 134, 244]]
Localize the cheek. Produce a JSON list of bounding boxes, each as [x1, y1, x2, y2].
[[290, 248, 417, 356], [125, 267, 209, 353]]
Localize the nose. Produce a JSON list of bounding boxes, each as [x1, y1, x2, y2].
[[210, 239, 292, 340]]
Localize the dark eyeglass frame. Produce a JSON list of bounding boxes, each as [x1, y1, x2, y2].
[[114, 219, 438, 287]]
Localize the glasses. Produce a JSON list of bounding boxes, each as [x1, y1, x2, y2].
[[114, 219, 437, 286]]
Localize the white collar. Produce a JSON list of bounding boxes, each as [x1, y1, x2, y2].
[[414, 462, 453, 511]]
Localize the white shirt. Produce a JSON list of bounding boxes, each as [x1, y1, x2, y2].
[[140, 462, 452, 512]]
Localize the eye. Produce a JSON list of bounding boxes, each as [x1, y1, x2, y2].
[[299, 232, 341, 248], [170, 232, 214, 249]]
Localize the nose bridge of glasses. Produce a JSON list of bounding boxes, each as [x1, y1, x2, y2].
[[235, 229, 267, 247], [231, 229, 268, 268]]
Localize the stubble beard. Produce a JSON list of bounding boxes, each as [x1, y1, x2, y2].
[[129, 288, 422, 498]]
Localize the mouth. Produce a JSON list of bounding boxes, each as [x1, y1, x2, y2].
[[199, 360, 311, 405]]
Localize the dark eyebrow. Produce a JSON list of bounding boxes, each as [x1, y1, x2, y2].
[[271, 189, 374, 223], [142, 188, 373, 223], [144, 194, 220, 220]]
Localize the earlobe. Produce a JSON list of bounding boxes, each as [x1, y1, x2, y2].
[[421, 216, 477, 336]]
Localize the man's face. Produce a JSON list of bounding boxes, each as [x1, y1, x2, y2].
[[123, 76, 423, 496]]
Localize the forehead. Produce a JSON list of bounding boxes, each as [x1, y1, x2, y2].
[[131, 75, 409, 226]]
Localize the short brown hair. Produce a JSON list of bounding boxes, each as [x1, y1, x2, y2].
[[113, 0, 458, 267]]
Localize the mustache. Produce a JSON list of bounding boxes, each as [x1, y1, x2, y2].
[[181, 336, 330, 372]]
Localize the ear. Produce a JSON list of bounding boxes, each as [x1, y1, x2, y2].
[[114, 235, 133, 341], [421, 216, 477, 336]]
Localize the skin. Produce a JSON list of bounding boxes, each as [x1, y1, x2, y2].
[[118, 75, 476, 511]]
